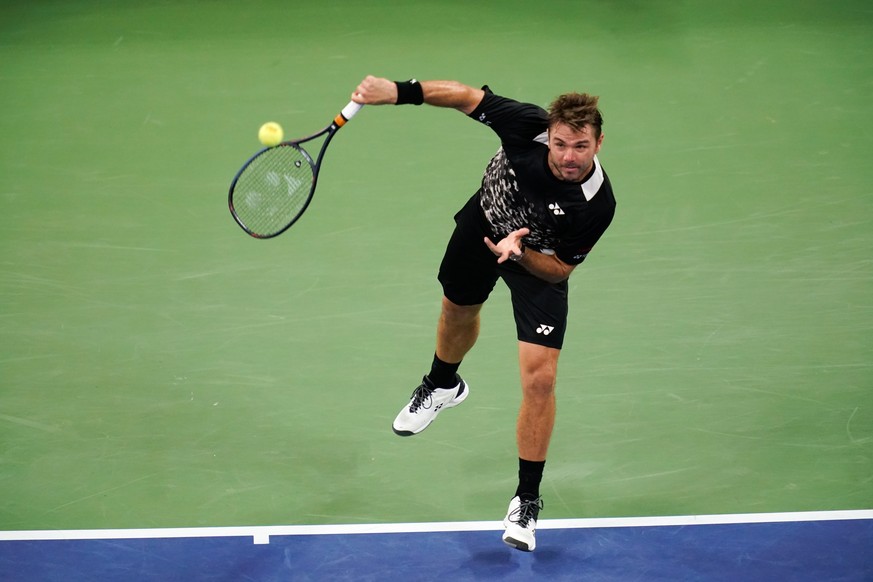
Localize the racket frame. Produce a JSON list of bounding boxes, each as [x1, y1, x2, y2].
[[228, 101, 363, 239]]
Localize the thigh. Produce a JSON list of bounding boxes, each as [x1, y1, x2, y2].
[[499, 265, 569, 349], [437, 198, 499, 306]]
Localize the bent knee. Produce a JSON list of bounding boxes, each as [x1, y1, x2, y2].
[[441, 297, 482, 324]]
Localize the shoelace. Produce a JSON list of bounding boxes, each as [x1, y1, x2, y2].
[[408, 381, 435, 413], [510, 497, 543, 528]]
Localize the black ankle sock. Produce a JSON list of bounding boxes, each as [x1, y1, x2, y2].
[[515, 458, 546, 500], [426, 353, 461, 389]]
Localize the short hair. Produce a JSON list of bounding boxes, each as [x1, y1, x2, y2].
[[548, 93, 603, 139]]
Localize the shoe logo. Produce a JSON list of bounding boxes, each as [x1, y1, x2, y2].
[[536, 324, 555, 335]]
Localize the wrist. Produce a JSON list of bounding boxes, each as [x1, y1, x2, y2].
[[394, 79, 424, 105], [509, 243, 526, 263]]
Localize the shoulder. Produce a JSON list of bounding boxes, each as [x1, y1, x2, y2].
[[581, 157, 615, 206], [560, 159, 615, 225], [468, 87, 548, 142]]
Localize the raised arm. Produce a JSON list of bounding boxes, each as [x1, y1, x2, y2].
[[352, 76, 485, 114]]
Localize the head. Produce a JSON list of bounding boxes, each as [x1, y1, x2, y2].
[[546, 93, 604, 182]]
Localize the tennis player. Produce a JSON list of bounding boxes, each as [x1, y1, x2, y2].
[[352, 76, 616, 551]]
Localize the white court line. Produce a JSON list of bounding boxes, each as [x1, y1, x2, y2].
[[1, 509, 871, 545]]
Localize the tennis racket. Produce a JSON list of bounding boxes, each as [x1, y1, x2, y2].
[[228, 100, 363, 238]]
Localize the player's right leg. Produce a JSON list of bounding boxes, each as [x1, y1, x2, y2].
[[392, 195, 496, 437], [392, 299, 480, 436]]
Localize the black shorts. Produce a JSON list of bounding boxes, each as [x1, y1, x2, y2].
[[437, 195, 569, 349]]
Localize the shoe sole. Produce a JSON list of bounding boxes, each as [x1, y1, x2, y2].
[[392, 381, 469, 437], [503, 518, 535, 552], [502, 533, 534, 552]]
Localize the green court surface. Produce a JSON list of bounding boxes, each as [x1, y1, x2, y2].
[[1, 0, 871, 534]]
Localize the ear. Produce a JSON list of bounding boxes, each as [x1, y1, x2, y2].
[[595, 132, 604, 153]]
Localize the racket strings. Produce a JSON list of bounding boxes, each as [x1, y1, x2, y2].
[[231, 145, 314, 237]]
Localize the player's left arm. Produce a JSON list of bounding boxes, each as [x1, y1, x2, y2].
[[515, 248, 576, 284], [484, 228, 576, 284]]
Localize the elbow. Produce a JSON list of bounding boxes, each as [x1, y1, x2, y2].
[[541, 266, 573, 285], [549, 263, 575, 284]]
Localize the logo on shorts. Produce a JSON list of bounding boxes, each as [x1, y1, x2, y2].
[[536, 324, 555, 335]]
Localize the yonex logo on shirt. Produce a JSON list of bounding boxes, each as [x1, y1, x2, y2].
[[536, 325, 555, 335], [548, 203, 565, 215]]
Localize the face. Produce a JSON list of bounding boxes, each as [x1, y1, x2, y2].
[[547, 122, 603, 182]]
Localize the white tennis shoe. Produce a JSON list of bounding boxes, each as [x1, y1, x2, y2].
[[502, 496, 543, 552], [392, 375, 468, 436]]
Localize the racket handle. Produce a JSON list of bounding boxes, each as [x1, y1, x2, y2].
[[335, 101, 363, 127]]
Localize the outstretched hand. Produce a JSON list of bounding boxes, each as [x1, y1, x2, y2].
[[484, 228, 530, 263], [351, 75, 397, 105]]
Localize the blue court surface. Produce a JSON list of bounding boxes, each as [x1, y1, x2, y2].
[[2, 511, 871, 581]]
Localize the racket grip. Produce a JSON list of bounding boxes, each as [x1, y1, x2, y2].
[[335, 101, 363, 127]]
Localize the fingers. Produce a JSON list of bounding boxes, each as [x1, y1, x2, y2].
[[483, 236, 510, 263], [352, 75, 397, 105], [351, 75, 374, 102], [484, 228, 530, 264]]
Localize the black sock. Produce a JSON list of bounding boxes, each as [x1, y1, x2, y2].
[[426, 353, 461, 389], [515, 458, 546, 500]]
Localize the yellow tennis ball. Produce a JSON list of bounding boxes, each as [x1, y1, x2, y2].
[[258, 122, 284, 147]]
